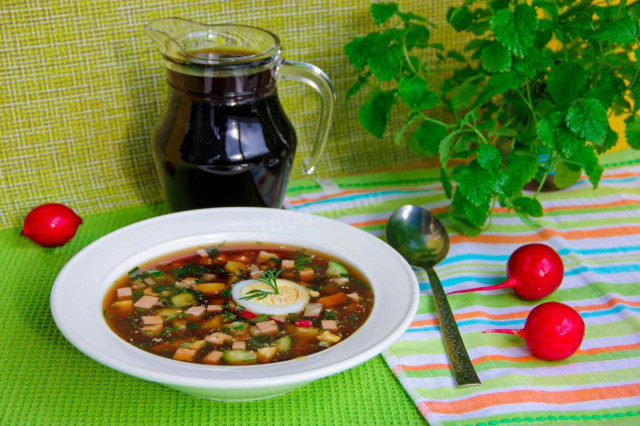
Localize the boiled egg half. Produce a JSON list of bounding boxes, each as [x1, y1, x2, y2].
[[231, 278, 310, 315]]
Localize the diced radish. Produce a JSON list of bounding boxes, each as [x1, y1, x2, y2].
[[321, 320, 338, 332], [116, 287, 132, 300], [239, 310, 257, 320], [295, 320, 313, 328], [232, 341, 247, 350], [173, 347, 196, 362], [203, 350, 223, 365], [346, 292, 360, 303], [269, 315, 287, 324], [185, 306, 206, 317], [303, 303, 323, 318], [141, 315, 163, 325], [133, 295, 159, 309], [281, 259, 295, 269], [205, 332, 233, 345], [207, 305, 223, 313]]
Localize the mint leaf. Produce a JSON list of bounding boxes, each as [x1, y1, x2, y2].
[[576, 146, 603, 188], [481, 41, 512, 72], [513, 48, 551, 78], [596, 127, 619, 154], [406, 24, 431, 48], [438, 131, 457, 168], [591, 16, 639, 43], [447, 50, 467, 62], [546, 62, 587, 110], [451, 83, 478, 110], [491, 4, 538, 58], [359, 90, 396, 138], [512, 196, 543, 217], [345, 75, 366, 102], [537, 111, 564, 149], [399, 75, 439, 110], [472, 72, 524, 108], [440, 167, 453, 199], [636, 47, 640, 70], [625, 117, 640, 149], [447, 6, 473, 31], [371, 3, 398, 25], [408, 120, 448, 157], [344, 36, 370, 70], [453, 163, 492, 206], [397, 11, 429, 24], [506, 150, 538, 195], [555, 125, 586, 158], [553, 160, 581, 189], [368, 40, 401, 81], [476, 144, 502, 169], [566, 98, 609, 145]]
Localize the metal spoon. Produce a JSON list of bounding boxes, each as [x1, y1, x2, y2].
[[386, 205, 481, 387]]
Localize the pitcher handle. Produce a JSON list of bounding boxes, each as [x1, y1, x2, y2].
[[278, 60, 336, 174]]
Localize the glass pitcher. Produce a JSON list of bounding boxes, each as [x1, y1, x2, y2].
[[145, 18, 335, 211]]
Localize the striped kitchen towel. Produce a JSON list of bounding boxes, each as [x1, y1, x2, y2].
[[285, 149, 640, 426]]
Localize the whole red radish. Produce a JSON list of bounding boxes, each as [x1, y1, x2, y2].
[[449, 243, 564, 300], [484, 302, 585, 361], [21, 203, 83, 247]]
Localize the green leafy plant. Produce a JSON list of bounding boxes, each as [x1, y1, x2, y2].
[[345, 1, 640, 235]]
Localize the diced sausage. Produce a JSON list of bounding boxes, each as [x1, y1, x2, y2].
[[205, 332, 233, 345], [185, 306, 206, 317], [133, 295, 159, 309], [255, 320, 279, 335], [206, 305, 223, 313], [116, 287, 132, 300], [232, 341, 246, 350], [141, 315, 163, 325], [321, 320, 338, 332], [203, 350, 223, 365], [173, 347, 196, 362], [346, 292, 360, 303]]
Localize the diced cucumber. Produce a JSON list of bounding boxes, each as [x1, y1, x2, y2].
[[171, 292, 195, 308], [326, 260, 349, 278], [223, 349, 258, 365], [274, 335, 292, 353]]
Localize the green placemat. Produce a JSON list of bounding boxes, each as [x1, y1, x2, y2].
[[0, 203, 424, 425]]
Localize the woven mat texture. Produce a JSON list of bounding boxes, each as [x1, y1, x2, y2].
[[0, 201, 425, 426], [0, 0, 467, 229]]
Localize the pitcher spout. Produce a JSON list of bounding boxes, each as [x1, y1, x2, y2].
[[144, 17, 197, 63]]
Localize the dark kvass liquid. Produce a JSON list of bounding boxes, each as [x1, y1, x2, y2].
[[152, 48, 296, 211]]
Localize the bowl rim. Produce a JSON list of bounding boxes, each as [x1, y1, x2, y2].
[[50, 207, 419, 390]]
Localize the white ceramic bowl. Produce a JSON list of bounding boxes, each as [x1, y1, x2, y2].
[[50, 208, 418, 401]]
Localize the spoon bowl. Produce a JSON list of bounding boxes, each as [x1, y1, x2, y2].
[[386, 205, 481, 387], [385, 205, 450, 268]]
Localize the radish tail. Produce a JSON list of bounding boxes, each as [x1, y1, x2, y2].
[[447, 277, 518, 295], [482, 328, 522, 337]]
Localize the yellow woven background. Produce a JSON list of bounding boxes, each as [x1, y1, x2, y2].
[[0, 0, 468, 229]]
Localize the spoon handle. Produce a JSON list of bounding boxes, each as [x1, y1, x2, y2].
[[426, 267, 481, 387]]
